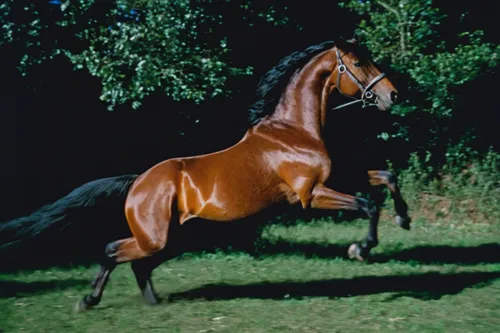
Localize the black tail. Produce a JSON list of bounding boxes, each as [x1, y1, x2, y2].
[[0, 175, 138, 270]]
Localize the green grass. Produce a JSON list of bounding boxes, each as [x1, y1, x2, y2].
[[1, 217, 499, 333]]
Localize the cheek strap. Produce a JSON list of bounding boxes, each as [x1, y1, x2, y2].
[[333, 49, 386, 110]]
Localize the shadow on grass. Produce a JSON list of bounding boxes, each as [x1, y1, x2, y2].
[[168, 271, 500, 302], [1, 241, 498, 274], [372, 243, 500, 265], [254, 240, 351, 260], [255, 240, 500, 265], [0, 279, 89, 298]]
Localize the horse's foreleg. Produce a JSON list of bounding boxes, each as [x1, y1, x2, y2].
[[368, 170, 411, 230], [310, 183, 377, 217], [310, 184, 379, 261]]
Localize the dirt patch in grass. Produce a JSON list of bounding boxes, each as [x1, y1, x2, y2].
[[381, 193, 495, 226]]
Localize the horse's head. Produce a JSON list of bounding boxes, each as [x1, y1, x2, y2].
[[327, 38, 398, 111]]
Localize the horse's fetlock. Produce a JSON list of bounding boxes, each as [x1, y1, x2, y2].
[[84, 294, 101, 307], [364, 238, 379, 248]]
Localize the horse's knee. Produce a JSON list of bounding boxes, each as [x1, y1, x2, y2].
[[379, 170, 398, 192], [377, 170, 394, 183], [388, 172, 398, 186]]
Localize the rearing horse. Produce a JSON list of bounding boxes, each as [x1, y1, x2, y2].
[[75, 39, 411, 311]]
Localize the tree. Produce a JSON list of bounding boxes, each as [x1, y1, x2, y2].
[[339, 0, 499, 119], [338, 0, 499, 170], [0, 0, 291, 110]]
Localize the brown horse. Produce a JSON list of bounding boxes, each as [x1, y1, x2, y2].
[[74, 39, 411, 311]]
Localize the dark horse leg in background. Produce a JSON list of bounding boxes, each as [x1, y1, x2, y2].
[[347, 170, 411, 261], [368, 170, 411, 229], [130, 255, 164, 304], [347, 206, 381, 261]]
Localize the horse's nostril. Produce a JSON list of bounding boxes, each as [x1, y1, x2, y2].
[[390, 91, 398, 103]]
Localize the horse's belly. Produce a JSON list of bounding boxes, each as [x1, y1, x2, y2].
[[179, 182, 291, 223]]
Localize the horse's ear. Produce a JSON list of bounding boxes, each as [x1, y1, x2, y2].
[[336, 35, 348, 49], [347, 31, 359, 44], [336, 34, 357, 52]]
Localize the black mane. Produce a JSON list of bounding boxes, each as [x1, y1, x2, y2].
[[248, 41, 335, 124]]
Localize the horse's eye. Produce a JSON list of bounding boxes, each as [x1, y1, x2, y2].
[[354, 62, 361, 68]]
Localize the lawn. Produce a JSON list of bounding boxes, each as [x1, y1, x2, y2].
[[1, 216, 499, 333]]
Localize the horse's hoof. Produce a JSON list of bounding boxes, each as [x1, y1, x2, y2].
[[348, 243, 366, 262], [144, 293, 162, 305], [395, 215, 411, 230], [73, 299, 91, 313]]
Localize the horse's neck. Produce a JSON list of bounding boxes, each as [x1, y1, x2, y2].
[[270, 50, 336, 140]]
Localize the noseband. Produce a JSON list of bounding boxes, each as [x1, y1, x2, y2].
[[332, 48, 387, 110]]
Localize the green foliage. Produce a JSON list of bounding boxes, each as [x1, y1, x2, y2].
[[339, 0, 499, 118], [395, 148, 500, 223], [407, 31, 499, 118], [68, 0, 252, 109], [240, 1, 290, 26], [340, 0, 442, 69], [442, 132, 480, 175], [1, 0, 292, 110]]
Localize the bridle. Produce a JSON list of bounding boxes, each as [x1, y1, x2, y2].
[[332, 48, 387, 110]]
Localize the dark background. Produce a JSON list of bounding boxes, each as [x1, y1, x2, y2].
[[1, 1, 498, 223]]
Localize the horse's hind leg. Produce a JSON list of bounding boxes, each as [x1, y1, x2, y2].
[[368, 170, 411, 230], [75, 244, 131, 312], [74, 260, 116, 312], [75, 182, 176, 311], [75, 236, 169, 311], [131, 254, 168, 305], [91, 263, 106, 288]]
